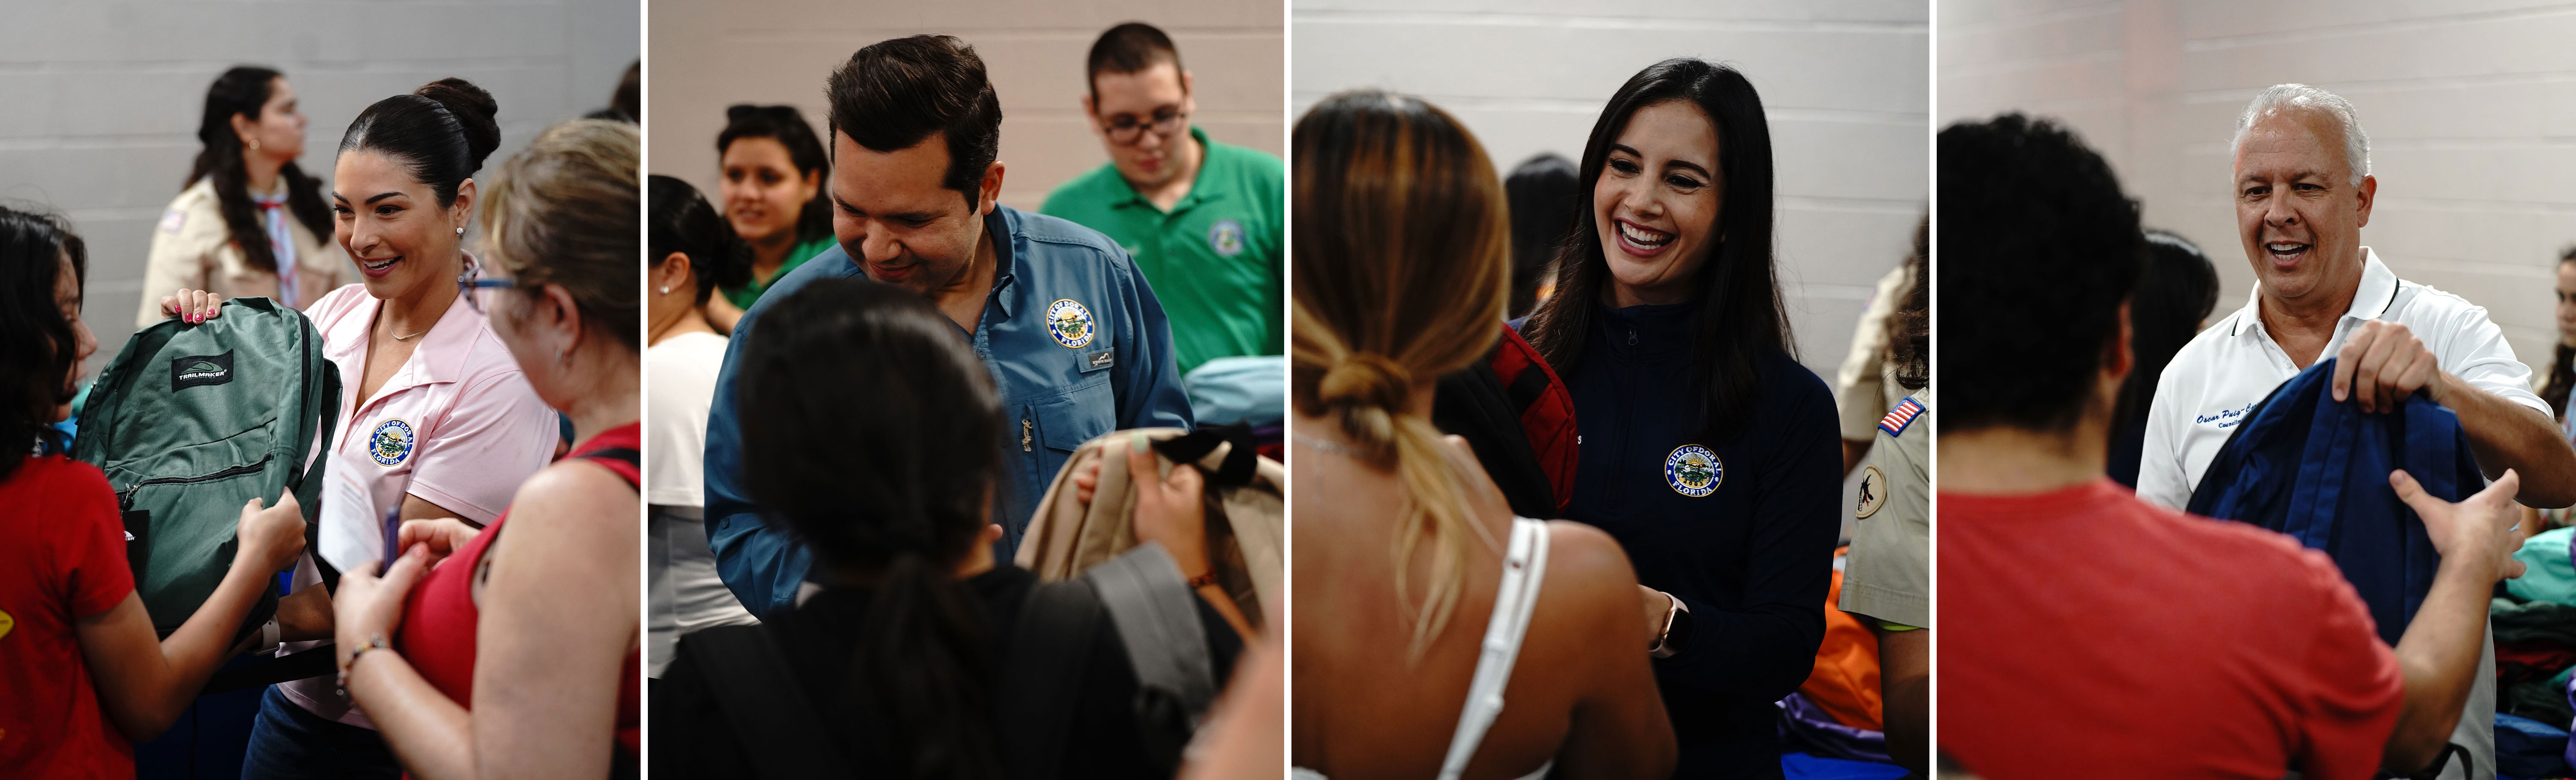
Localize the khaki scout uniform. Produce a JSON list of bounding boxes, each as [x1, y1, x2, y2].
[[1844, 387, 1929, 629], [135, 177, 352, 329]]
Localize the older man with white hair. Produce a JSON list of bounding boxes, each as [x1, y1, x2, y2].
[[2138, 83, 2576, 780]]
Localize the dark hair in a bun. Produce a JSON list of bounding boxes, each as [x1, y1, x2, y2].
[[339, 77, 501, 207], [648, 175, 752, 307]]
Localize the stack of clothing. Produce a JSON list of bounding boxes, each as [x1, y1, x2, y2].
[[2491, 527, 2576, 779]]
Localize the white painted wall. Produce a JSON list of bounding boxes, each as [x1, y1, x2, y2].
[[1293, 0, 1932, 381], [0, 0, 640, 370], [646, 0, 1285, 213], [1941, 0, 2576, 380]]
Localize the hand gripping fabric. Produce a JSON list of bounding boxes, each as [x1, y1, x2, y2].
[[1015, 425, 1282, 625], [2186, 358, 2481, 646]]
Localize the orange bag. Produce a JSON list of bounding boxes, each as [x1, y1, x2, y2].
[[1798, 546, 1883, 731]]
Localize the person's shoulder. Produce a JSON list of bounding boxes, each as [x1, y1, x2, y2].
[[1758, 348, 1838, 418], [10, 454, 114, 507], [167, 177, 218, 212], [1012, 205, 1128, 258], [1540, 519, 1639, 595], [1010, 206, 1146, 286], [2124, 499, 2353, 590], [2154, 309, 2251, 395], [1208, 139, 1284, 180], [2390, 275, 2500, 333], [1042, 163, 1124, 213], [507, 448, 641, 533]]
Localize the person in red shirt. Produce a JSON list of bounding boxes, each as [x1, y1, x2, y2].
[[0, 206, 307, 777], [1937, 114, 2525, 780]]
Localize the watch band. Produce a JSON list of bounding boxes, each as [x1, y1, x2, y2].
[[1648, 592, 1691, 659]]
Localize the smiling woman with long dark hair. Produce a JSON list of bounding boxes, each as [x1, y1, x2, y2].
[[1514, 58, 1842, 779]]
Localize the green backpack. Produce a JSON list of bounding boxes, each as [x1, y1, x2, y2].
[[73, 297, 339, 640]]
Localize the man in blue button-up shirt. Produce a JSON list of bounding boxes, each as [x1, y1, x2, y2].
[[703, 34, 1193, 617]]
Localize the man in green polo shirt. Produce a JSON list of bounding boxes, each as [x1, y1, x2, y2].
[[1043, 21, 1283, 375]]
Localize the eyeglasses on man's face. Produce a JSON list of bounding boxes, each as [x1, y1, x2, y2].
[[1102, 106, 1188, 145]]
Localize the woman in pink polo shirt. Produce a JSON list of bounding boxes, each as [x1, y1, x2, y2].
[[162, 77, 558, 779]]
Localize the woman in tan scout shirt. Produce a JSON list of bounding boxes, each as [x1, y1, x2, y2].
[[136, 66, 349, 329]]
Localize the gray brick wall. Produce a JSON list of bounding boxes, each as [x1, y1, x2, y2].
[[0, 0, 639, 372], [1293, 0, 1931, 382], [646, 0, 1285, 214], [1942, 0, 2576, 388]]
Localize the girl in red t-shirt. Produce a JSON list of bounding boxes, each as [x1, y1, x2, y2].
[[0, 207, 308, 778]]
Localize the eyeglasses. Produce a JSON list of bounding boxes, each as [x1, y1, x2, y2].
[[1102, 107, 1188, 145], [456, 263, 519, 313]]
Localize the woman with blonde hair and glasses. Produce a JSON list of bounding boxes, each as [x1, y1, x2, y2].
[[332, 117, 642, 778], [1289, 89, 1675, 780]]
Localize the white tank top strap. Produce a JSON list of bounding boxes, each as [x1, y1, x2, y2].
[[1435, 517, 1552, 780]]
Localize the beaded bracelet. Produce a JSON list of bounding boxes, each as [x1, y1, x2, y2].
[[337, 633, 393, 697]]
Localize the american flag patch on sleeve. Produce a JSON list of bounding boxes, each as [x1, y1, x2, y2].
[[1878, 397, 1926, 438]]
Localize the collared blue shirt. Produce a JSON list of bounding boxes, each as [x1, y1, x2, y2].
[[703, 205, 1194, 617]]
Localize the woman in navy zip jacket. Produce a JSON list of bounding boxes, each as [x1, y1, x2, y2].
[[1514, 58, 1842, 779]]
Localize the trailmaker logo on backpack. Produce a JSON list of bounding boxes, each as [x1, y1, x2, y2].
[[170, 352, 234, 390]]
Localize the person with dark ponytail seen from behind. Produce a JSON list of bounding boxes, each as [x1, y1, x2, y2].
[[1290, 88, 1675, 780], [0, 206, 309, 777], [328, 118, 644, 778], [139, 66, 349, 329], [200, 78, 560, 780], [705, 104, 834, 333], [1511, 58, 1841, 779], [644, 175, 759, 679], [655, 276, 1241, 777], [2105, 229, 2220, 488]]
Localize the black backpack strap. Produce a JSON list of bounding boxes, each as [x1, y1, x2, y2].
[[202, 644, 338, 693], [1002, 578, 1105, 780], [1087, 543, 1218, 769], [1152, 423, 1261, 487], [299, 358, 343, 591], [683, 625, 840, 780]]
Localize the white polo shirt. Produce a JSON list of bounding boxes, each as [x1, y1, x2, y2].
[[2136, 248, 2546, 510]]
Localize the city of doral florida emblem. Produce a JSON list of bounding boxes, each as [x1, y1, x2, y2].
[[1047, 299, 1095, 349], [1665, 444, 1722, 497], [371, 419, 416, 467], [1208, 219, 1246, 258]]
